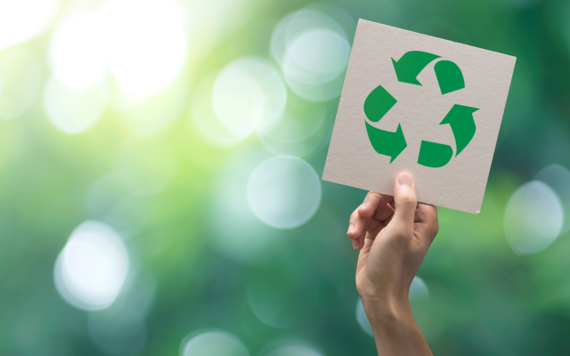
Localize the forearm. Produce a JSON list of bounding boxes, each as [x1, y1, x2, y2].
[[362, 296, 433, 356]]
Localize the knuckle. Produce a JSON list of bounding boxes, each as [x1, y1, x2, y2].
[[364, 192, 378, 205], [432, 219, 440, 236], [349, 210, 359, 222]]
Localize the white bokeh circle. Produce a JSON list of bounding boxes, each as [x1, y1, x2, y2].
[[213, 57, 287, 140], [54, 221, 129, 311], [247, 156, 321, 229], [409, 276, 430, 301], [504, 180, 564, 255], [267, 346, 321, 356], [0, 48, 42, 120], [283, 29, 350, 86], [43, 76, 107, 134], [247, 271, 319, 329], [49, 10, 107, 91], [180, 330, 249, 356], [209, 158, 286, 265], [271, 6, 353, 102], [100, 0, 188, 98], [0, 0, 61, 51], [191, 71, 244, 148]]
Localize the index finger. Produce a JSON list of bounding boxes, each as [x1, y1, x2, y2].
[[357, 192, 393, 218]]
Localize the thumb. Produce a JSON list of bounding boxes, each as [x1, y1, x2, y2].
[[390, 172, 417, 236]]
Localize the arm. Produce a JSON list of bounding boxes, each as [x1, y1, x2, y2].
[[347, 172, 438, 355]]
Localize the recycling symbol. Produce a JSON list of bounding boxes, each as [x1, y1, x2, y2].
[[364, 51, 478, 168]]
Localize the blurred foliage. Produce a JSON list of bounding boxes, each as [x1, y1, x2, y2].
[[1, 0, 570, 355]]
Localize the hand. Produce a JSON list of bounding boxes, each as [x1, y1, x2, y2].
[[347, 172, 438, 355]]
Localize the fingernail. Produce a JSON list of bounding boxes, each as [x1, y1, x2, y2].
[[348, 224, 355, 234], [352, 239, 358, 249], [398, 172, 413, 186]]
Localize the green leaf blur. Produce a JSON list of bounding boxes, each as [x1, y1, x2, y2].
[[1, 0, 569, 355]]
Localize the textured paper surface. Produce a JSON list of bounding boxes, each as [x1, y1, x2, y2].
[[322, 19, 516, 214]]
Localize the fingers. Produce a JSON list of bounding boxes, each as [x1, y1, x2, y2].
[[347, 208, 364, 239], [348, 211, 381, 250], [348, 192, 393, 250], [357, 192, 391, 218], [374, 201, 395, 221], [415, 203, 439, 244], [356, 218, 382, 250], [390, 172, 417, 236], [347, 192, 385, 239]]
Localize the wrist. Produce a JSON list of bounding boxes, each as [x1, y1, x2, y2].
[[361, 293, 431, 356], [360, 293, 412, 325]]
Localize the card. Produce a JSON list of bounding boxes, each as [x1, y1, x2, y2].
[[322, 19, 516, 214]]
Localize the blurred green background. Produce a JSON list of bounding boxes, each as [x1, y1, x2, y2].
[[1, 0, 570, 355]]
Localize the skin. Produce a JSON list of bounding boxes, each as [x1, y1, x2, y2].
[[347, 172, 438, 356]]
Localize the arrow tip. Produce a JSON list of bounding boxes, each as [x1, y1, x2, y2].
[[391, 58, 422, 85], [390, 124, 407, 163]]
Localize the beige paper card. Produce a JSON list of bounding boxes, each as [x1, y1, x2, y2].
[[323, 19, 516, 213]]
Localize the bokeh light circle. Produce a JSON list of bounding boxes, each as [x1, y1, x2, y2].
[[271, 6, 352, 101], [101, 0, 187, 98], [283, 29, 350, 85], [0, 0, 61, 51], [209, 156, 286, 265], [180, 329, 249, 356], [247, 156, 321, 229], [43, 76, 107, 134], [49, 10, 107, 91], [247, 272, 319, 328], [213, 57, 287, 140], [260, 340, 323, 356], [257, 93, 332, 158], [54, 221, 129, 311], [0, 48, 42, 120], [409, 276, 430, 301], [504, 181, 564, 255], [191, 71, 244, 148]]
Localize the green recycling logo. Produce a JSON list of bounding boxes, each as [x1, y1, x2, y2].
[[364, 51, 478, 168]]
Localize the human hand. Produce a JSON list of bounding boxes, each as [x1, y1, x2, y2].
[[347, 171, 438, 301], [347, 172, 438, 355]]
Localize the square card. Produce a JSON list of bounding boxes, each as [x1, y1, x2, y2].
[[322, 19, 517, 213]]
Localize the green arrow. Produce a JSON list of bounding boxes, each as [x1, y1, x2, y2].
[[364, 85, 397, 122], [434, 60, 465, 95], [440, 104, 478, 156], [418, 141, 453, 168], [365, 122, 407, 163], [391, 51, 440, 85]]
